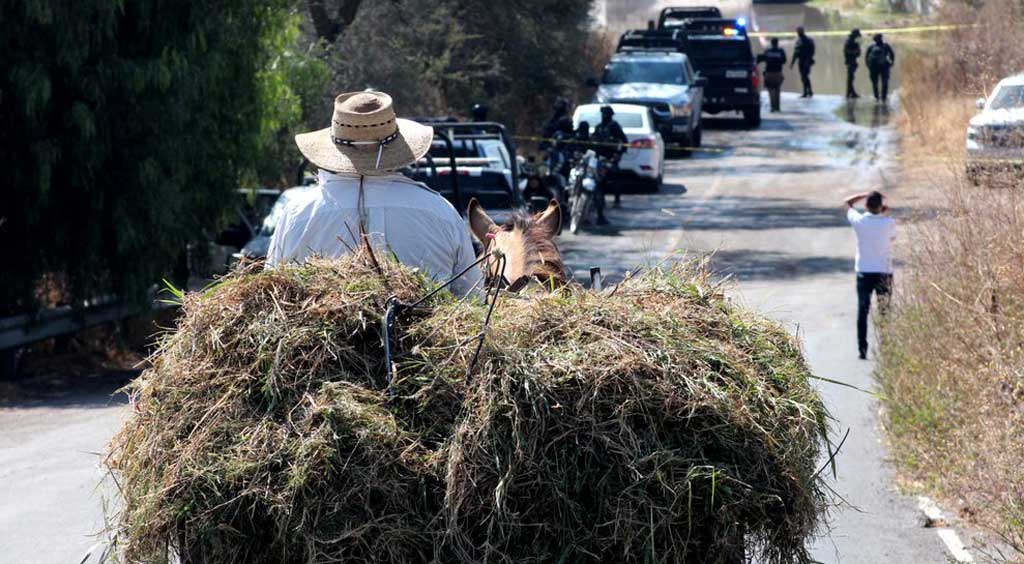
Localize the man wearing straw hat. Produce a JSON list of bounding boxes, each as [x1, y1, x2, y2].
[[267, 91, 482, 296]]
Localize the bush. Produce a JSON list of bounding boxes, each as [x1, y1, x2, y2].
[[880, 0, 1024, 559]]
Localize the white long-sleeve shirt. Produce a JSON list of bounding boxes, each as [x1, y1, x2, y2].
[[267, 170, 482, 296]]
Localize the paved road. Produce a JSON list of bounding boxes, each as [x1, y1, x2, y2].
[[563, 93, 950, 563], [1, 94, 951, 564]]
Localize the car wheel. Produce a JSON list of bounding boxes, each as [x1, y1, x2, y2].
[[743, 107, 762, 128], [650, 174, 663, 192]]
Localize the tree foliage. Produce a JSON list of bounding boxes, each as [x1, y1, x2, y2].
[[323, 0, 597, 129], [0, 0, 296, 313]]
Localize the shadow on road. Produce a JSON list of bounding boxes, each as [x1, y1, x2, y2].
[[605, 195, 849, 232], [710, 249, 852, 281], [0, 369, 135, 410]]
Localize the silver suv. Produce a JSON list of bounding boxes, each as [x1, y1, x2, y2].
[[967, 73, 1024, 177]]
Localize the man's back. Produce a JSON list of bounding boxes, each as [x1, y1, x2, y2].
[[866, 42, 894, 68], [847, 208, 895, 273], [268, 171, 482, 295], [761, 47, 786, 73]]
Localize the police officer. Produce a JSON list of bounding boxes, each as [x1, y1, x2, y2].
[[844, 29, 862, 99], [592, 106, 628, 223], [790, 26, 816, 98], [865, 33, 896, 104], [758, 37, 787, 112], [471, 103, 489, 122], [542, 98, 570, 140]]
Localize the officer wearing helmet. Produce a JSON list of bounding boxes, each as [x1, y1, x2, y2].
[[471, 103, 489, 122], [590, 105, 628, 224], [542, 97, 571, 140], [865, 34, 896, 104], [844, 29, 862, 99]]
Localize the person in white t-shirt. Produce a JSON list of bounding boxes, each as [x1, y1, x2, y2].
[[844, 190, 895, 359]]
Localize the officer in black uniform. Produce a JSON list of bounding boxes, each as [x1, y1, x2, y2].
[[757, 37, 787, 112], [844, 29, 862, 99], [591, 106, 629, 223], [542, 98, 570, 140], [471, 103, 488, 122], [790, 26, 816, 98], [865, 34, 896, 104]]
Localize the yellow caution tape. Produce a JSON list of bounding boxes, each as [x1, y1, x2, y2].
[[748, 23, 971, 39], [512, 134, 729, 154]]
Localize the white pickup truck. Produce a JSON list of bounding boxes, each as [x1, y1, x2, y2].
[[967, 73, 1024, 179]]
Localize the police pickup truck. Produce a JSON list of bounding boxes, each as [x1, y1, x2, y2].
[[657, 6, 721, 29], [592, 49, 706, 149], [618, 18, 761, 128]]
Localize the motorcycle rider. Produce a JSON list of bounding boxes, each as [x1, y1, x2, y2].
[[591, 105, 628, 223], [865, 34, 896, 104], [843, 29, 862, 99]]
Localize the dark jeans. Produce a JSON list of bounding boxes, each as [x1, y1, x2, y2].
[[857, 272, 892, 353], [798, 62, 813, 95], [869, 66, 891, 100], [846, 63, 858, 97]]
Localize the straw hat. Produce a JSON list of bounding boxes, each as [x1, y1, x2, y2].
[[295, 91, 433, 175]]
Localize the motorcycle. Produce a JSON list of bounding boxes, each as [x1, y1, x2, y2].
[[566, 148, 622, 234], [519, 155, 564, 214]]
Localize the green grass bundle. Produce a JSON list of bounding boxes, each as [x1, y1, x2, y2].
[[107, 252, 830, 564]]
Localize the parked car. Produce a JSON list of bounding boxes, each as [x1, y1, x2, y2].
[[234, 186, 312, 262], [572, 103, 666, 190], [967, 73, 1024, 179], [593, 51, 705, 149]]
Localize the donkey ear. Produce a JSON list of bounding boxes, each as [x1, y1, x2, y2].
[[535, 199, 562, 236], [467, 198, 496, 243]]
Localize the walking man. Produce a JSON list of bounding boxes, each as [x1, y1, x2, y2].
[[268, 90, 482, 296], [844, 29, 862, 99], [791, 27, 815, 98], [844, 191, 895, 359], [865, 33, 896, 103], [758, 37, 787, 112]]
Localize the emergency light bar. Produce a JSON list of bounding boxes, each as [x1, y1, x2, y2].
[[681, 18, 748, 37]]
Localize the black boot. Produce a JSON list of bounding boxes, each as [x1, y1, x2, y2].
[[596, 212, 610, 226]]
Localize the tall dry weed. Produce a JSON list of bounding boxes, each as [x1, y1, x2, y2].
[[881, 0, 1024, 560]]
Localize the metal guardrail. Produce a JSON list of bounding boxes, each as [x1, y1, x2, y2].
[[0, 295, 172, 352]]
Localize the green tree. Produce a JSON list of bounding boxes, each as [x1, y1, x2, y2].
[[319, 0, 596, 128], [0, 0, 297, 314]]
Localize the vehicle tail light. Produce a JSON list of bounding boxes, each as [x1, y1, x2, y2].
[[751, 64, 760, 90], [630, 137, 656, 149]]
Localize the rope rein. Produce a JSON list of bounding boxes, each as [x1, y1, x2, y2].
[[382, 250, 507, 396]]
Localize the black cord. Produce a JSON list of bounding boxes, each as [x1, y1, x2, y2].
[[465, 254, 506, 385], [382, 250, 505, 396]]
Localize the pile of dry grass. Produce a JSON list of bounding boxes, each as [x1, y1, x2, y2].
[[106, 252, 830, 564]]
